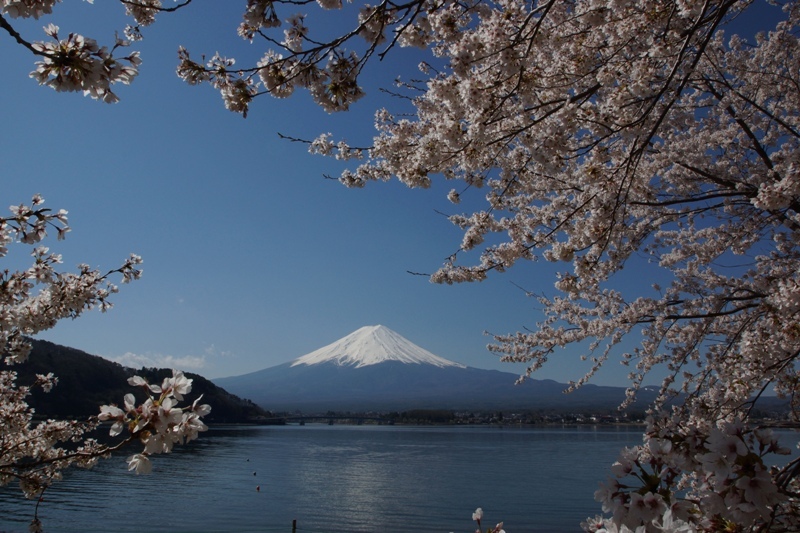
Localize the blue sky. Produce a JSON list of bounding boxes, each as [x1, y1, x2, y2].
[[0, 2, 782, 386]]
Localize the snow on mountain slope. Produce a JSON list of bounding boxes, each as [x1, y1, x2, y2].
[[291, 325, 466, 369]]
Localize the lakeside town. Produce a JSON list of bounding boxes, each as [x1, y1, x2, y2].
[[255, 406, 797, 428]]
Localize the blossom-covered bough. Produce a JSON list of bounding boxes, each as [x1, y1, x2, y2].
[[0, 2, 141, 104], [4, 0, 800, 531], [0, 196, 210, 531]]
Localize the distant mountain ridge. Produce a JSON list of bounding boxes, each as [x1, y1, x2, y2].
[[214, 325, 658, 413], [14, 339, 270, 423]]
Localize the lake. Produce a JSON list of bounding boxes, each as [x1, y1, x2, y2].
[[0, 424, 796, 532]]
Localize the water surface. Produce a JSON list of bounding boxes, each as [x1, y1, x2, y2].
[[1, 424, 793, 532]]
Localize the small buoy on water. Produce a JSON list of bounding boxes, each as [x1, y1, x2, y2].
[[256, 485, 260, 492], [253, 471, 257, 476]]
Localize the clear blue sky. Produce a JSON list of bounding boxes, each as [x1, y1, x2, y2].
[[0, 2, 781, 386]]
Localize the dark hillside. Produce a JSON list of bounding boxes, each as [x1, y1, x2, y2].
[[9, 339, 270, 423]]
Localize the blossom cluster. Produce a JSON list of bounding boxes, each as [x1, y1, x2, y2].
[[0, 0, 60, 20], [0, 0, 188, 102], [0, 369, 104, 499], [29, 24, 140, 103], [583, 416, 795, 532], [176, 45, 365, 115], [174, 0, 390, 114], [121, 0, 161, 28], [99, 371, 211, 475]]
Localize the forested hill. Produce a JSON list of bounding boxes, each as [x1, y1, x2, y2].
[[10, 339, 270, 423]]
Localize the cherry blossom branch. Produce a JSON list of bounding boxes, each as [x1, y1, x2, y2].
[[0, 14, 46, 56], [119, 0, 193, 14]]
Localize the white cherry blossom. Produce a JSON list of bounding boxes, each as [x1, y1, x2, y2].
[[127, 453, 152, 475]]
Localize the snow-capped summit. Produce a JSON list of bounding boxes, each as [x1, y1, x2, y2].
[[290, 325, 466, 369]]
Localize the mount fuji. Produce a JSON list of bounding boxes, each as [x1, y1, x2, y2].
[[213, 325, 650, 412], [290, 325, 466, 369]]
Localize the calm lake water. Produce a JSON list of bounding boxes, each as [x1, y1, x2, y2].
[[0, 424, 796, 533]]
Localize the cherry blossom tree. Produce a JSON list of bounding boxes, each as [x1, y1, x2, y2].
[[0, 195, 211, 531], [171, 1, 800, 529], [4, 0, 800, 531]]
